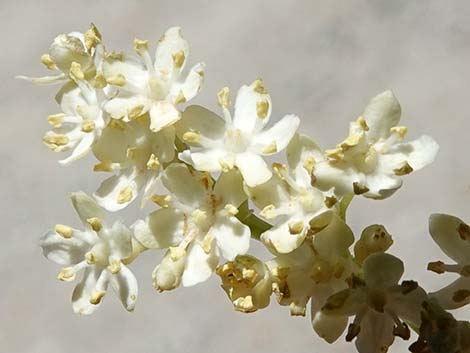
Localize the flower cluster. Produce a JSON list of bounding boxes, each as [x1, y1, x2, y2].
[[22, 24, 469, 353]]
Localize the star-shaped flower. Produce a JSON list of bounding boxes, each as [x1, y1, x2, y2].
[[313, 91, 439, 199], [267, 212, 356, 343], [92, 115, 175, 211], [133, 163, 251, 290], [245, 133, 336, 253], [42, 62, 107, 164], [40, 192, 139, 314], [427, 213, 470, 309], [18, 24, 104, 85], [103, 27, 204, 132], [322, 253, 427, 353], [177, 80, 300, 187]]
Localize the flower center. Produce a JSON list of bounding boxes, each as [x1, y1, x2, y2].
[[224, 128, 248, 153]]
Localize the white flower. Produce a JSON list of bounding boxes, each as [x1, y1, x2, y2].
[[133, 163, 251, 289], [102, 27, 204, 132], [42, 62, 107, 165], [92, 115, 175, 211], [322, 253, 428, 353], [245, 133, 336, 253], [177, 80, 300, 187], [266, 212, 356, 343], [18, 24, 103, 85], [427, 213, 470, 309], [312, 91, 439, 199], [217, 255, 273, 313], [353, 224, 394, 265], [39, 192, 138, 315]]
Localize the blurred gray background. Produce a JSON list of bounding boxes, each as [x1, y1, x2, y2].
[[1, 0, 469, 352]]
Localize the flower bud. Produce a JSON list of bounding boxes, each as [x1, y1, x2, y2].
[[152, 249, 186, 292], [49, 33, 91, 73], [354, 224, 393, 265], [216, 255, 272, 313]]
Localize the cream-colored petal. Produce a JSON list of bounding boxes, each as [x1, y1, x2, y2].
[[110, 264, 138, 312], [70, 191, 105, 226], [133, 208, 185, 249], [430, 276, 470, 310], [311, 310, 348, 344], [170, 62, 205, 104], [94, 168, 145, 211], [72, 267, 104, 315], [363, 90, 401, 140], [181, 241, 219, 287], [149, 101, 181, 132], [179, 149, 228, 173], [261, 217, 308, 254], [212, 215, 251, 261], [40, 229, 94, 266], [104, 95, 151, 120], [363, 253, 404, 288], [233, 83, 272, 134], [286, 133, 323, 171], [355, 311, 395, 353], [176, 105, 226, 141], [235, 152, 271, 187], [154, 27, 189, 74], [161, 163, 207, 207], [429, 213, 470, 264], [244, 173, 290, 210], [252, 114, 300, 155], [213, 169, 247, 208]]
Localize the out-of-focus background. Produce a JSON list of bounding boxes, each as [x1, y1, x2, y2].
[[1, 0, 469, 352]]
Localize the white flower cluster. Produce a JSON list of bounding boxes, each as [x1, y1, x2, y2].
[[21, 25, 469, 353]]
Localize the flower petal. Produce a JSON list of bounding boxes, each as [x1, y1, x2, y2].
[[430, 276, 470, 310], [176, 105, 226, 141], [355, 311, 395, 353], [212, 215, 250, 261], [59, 132, 95, 165], [70, 191, 105, 226], [170, 63, 205, 104], [429, 213, 470, 264], [72, 267, 103, 315], [252, 114, 300, 155], [155, 27, 189, 75], [94, 167, 145, 211], [286, 133, 323, 170], [214, 169, 247, 208], [104, 95, 151, 120], [312, 310, 348, 344], [40, 229, 94, 266], [110, 264, 138, 312], [149, 101, 181, 132], [133, 208, 185, 249], [261, 216, 308, 254], [363, 253, 404, 288], [103, 221, 133, 260], [363, 90, 401, 140], [235, 152, 271, 187], [363, 172, 403, 199], [181, 241, 219, 287], [233, 82, 272, 134], [161, 163, 207, 208], [178, 149, 228, 173], [245, 173, 290, 210]]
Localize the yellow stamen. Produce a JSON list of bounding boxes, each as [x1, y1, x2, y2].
[[172, 50, 185, 68], [117, 187, 133, 204], [106, 74, 126, 87], [182, 131, 201, 144], [252, 79, 268, 94], [146, 154, 161, 170], [40, 54, 57, 70], [169, 247, 186, 261], [55, 224, 73, 238], [261, 141, 277, 154], [107, 259, 121, 274], [134, 38, 149, 55], [69, 62, 85, 81], [224, 204, 239, 216], [58, 267, 76, 282], [81, 120, 95, 133], [84, 23, 102, 51], [86, 217, 102, 232], [151, 194, 172, 207], [89, 290, 106, 305], [47, 113, 65, 128], [288, 220, 304, 235], [393, 161, 413, 176], [217, 87, 231, 108], [256, 100, 269, 119]]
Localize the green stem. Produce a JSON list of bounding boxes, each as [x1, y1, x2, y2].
[[236, 201, 272, 240]]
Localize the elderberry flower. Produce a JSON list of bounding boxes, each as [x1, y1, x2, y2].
[[19, 24, 103, 85], [267, 212, 356, 343], [133, 163, 250, 289], [177, 80, 300, 187], [217, 255, 273, 313], [103, 27, 204, 132], [322, 253, 427, 353], [427, 214, 470, 309], [92, 115, 175, 211], [313, 91, 439, 199], [40, 192, 139, 314], [42, 62, 107, 164]]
